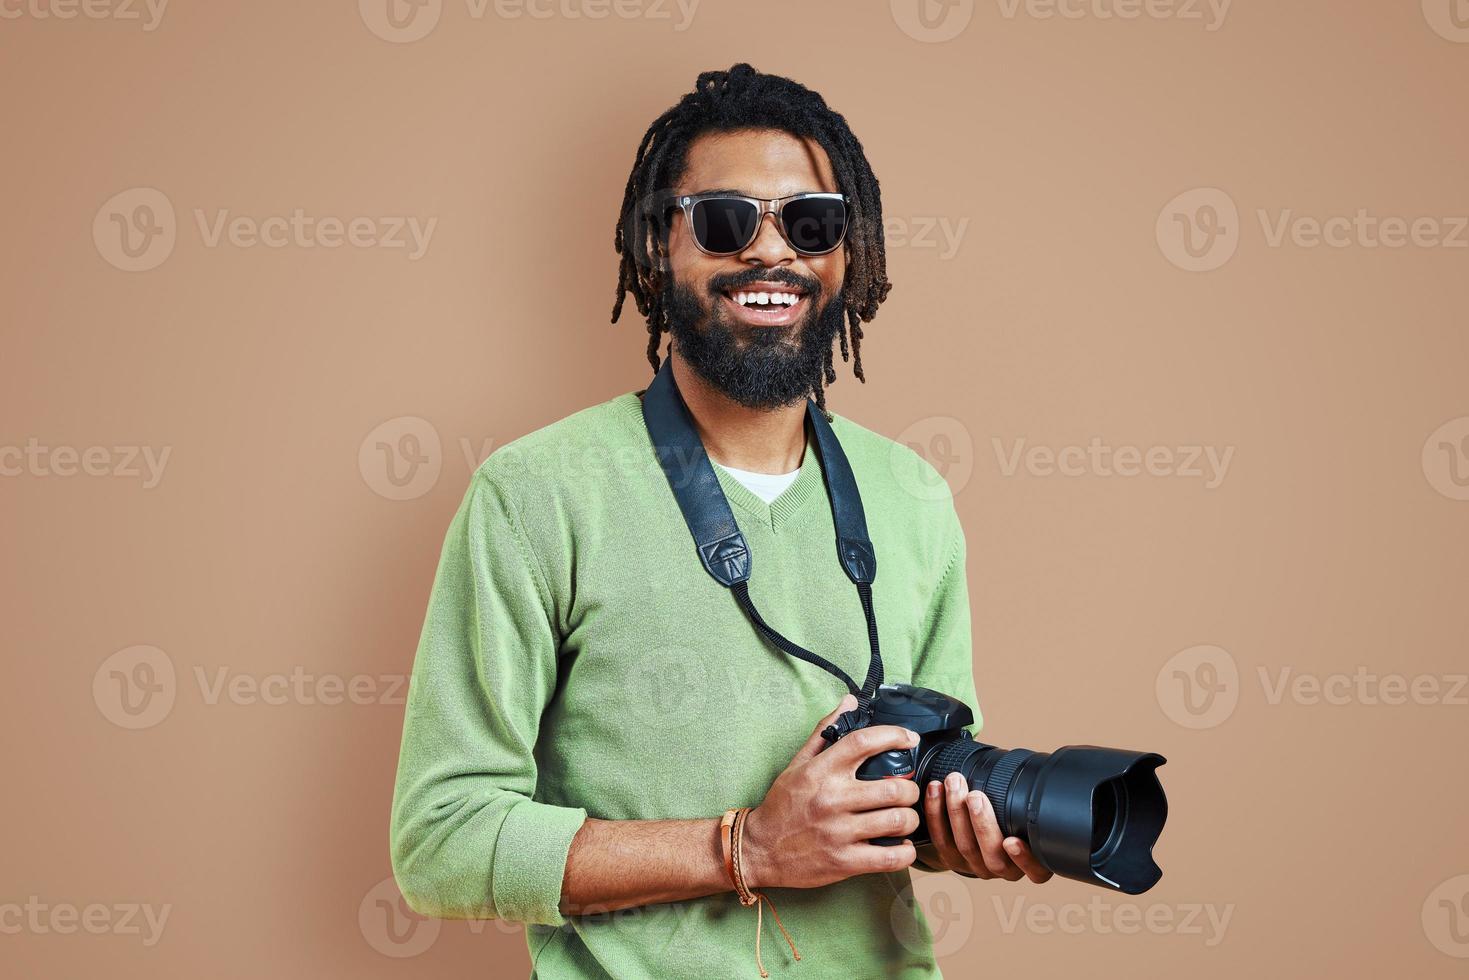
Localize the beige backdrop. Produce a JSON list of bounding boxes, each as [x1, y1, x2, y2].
[[4, 1, 1468, 977]]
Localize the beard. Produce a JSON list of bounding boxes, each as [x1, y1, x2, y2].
[[663, 274, 844, 410]]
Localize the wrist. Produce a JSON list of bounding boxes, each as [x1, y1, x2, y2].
[[738, 806, 775, 891]]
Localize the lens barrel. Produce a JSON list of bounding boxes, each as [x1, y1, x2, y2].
[[923, 737, 1168, 894]]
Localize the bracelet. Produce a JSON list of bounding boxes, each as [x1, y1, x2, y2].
[[720, 808, 800, 977]]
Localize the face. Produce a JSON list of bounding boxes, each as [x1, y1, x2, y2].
[[661, 128, 848, 409]]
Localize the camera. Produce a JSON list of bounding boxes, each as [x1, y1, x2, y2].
[[823, 683, 1169, 894]]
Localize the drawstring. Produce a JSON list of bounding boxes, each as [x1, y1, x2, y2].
[[722, 806, 802, 976], [753, 891, 800, 978]]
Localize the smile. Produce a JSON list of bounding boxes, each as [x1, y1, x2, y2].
[[719, 283, 809, 327]]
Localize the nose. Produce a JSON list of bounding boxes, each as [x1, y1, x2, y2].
[[737, 212, 796, 266]]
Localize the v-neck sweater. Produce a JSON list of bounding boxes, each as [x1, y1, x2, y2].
[[390, 389, 980, 979]]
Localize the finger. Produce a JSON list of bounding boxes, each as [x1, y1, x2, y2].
[[968, 792, 1024, 881], [943, 773, 993, 878], [792, 693, 858, 765], [923, 779, 965, 873], [1003, 838, 1055, 884], [822, 724, 920, 773], [841, 840, 918, 876], [844, 774, 921, 812], [847, 806, 921, 843]]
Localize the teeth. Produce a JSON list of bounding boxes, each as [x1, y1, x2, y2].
[[730, 290, 802, 308]]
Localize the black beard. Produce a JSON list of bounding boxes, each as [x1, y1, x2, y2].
[[664, 278, 844, 410]]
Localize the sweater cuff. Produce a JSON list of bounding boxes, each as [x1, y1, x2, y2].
[[491, 798, 587, 927]]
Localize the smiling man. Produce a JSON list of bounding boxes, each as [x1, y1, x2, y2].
[[390, 64, 1051, 979]]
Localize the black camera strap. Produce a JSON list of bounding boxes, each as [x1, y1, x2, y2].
[[642, 359, 885, 706]]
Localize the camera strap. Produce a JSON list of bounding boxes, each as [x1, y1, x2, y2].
[[642, 359, 885, 706]]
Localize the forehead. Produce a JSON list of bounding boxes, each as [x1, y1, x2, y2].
[[679, 128, 838, 198]]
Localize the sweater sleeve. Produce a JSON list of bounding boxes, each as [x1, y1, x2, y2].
[[908, 498, 982, 735], [389, 470, 586, 926]]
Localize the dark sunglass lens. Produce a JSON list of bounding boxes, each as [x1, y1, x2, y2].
[[691, 198, 759, 254], [781, 197, 847, 254]]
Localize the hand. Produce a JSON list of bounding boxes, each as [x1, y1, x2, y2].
[[918, 772, 1054, 884], [741, 694, 922, 890]]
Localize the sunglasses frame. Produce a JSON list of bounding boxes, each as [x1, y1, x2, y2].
[[663, 191, 851, 257]]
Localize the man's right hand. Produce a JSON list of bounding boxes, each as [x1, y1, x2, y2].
[[740, 694, 922, 890]]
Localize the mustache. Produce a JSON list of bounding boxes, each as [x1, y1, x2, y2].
[[705, 268, 821, 296]]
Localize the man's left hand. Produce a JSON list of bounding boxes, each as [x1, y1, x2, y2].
[[916, 772, 1054, 883]]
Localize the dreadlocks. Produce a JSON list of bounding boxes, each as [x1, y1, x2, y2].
[[610, 63, 892, 410]]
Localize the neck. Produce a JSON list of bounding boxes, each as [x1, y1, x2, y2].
[[669, 350, 807, 474]]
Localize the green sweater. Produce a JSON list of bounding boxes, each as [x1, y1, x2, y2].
[[390, 389, 981, 979]]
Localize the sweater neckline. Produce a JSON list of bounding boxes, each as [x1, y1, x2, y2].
[[617, 391, 825, 532]]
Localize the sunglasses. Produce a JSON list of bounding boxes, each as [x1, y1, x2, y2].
[[664, 192, 850, 257]]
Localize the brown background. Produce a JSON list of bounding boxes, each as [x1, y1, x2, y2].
[[4, 1, 1468, 977]]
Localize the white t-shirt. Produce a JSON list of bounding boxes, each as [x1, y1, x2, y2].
[[715, 463, 802, 505]]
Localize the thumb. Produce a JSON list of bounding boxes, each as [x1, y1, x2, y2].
[[792, 693, 858, 765]]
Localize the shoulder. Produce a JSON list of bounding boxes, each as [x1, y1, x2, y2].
[[471, 391, 649, 497], [826, 410, 958, 515]]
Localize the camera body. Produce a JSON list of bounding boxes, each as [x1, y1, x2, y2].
[[822, 683, 975, 846], [823, 683, 1169, 894]]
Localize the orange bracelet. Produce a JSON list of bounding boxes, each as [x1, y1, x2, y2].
[[720, 807, 800, 977]]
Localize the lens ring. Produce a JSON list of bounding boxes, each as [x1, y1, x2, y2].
[[982, 749, 1034, 838]]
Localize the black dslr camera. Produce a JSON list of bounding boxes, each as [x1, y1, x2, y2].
[[823, 684, 1168, 895]]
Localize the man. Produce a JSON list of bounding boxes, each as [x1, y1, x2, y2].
[[390, 64, 1051, 979]]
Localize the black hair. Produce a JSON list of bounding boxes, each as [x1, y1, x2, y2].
[[610, 63, 891, 407]]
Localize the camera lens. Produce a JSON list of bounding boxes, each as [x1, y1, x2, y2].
[[920, 738, 1168, 894]]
